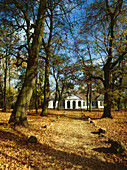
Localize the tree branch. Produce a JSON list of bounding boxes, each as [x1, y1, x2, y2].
[[14, 0, 31, 50], [90, 74, 104, 85], [110, 49, 127, 70], [48, 8, 53, 47]]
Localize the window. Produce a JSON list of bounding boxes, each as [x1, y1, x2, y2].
[[100, 101, 104, 106], [83, 101, 85, 106], [78, 101, 81, 107]]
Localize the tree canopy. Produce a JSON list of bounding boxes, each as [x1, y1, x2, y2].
[[0, 0, 127, 126]]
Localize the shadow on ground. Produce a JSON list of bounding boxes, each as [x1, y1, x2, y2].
[[0, 129, 127, 170], [93, 147, 111, 153]]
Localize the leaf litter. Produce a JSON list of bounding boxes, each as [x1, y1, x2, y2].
[[0, 110, 127, 169]]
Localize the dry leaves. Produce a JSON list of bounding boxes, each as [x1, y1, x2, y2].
[[0, 110, 127, 169]]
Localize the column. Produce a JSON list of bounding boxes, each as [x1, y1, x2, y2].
[[70, 100, 73, 109], [81, 100, 83, 109], [75, 100, 78, 109], [65, 100, 67, 109]]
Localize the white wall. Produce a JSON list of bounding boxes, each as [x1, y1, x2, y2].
[[98, 101, 104, 109], [48, 101, 53, 108]]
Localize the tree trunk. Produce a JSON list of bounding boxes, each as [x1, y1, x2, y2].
[[9, 0, 47, 127], [57, 84, 64, 110], [3, 56, 7, 112], [89, 82, 92, 112], [8, 57, 11, 111], [101, 10, 114, 119], [34, 75, 38, 114], [9, 57, 38, 127], [117, 98, 120, 111], [117, 76, 122, 111], [57, 99, 61, 110], [124, 98, 127, 110], [102, 91, 112, 118], [41, 54, 50, 116], [54, 83, 58, 109], [102, 67, 112, 118], [35, 99, 39, 114], [41, 4, 53, 115], [86, 84, 89, 111], [0, 59, 3, 108]]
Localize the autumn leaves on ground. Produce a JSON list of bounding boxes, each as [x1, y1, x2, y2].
[[0, 109, 127, 170]]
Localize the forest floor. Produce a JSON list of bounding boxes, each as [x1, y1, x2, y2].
[[0, 109, 127, 170]]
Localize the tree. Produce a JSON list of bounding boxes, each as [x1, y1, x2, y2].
[[111, 59, 127, 110], [77, 0, 127, 118], [1, 0, 82, 126], [40, 0, 83, 114], [32, 66, 44, 114], [0, 0, 49, 127], [41, 0, 54, 116], [51, 54, 75, 110], [0, 19, 18, 110]]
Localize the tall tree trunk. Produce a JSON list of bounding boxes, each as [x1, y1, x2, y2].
[[34, 84, 39, 115], [9, 57, 38, 127], [57, 84, 64, 110], [0, 80, 2, 108], [101, 7, 115, 118], [117, 61, 123, 111], [41, 54, 50, 116], [41, 3, 53, 115], [54, 82, 58, 109], [8, 57, 11, 111], [0, 59, 2, 108], [35, 99, 39, 114], [9, 0, 47, 127], [89, 82, 92, 112], [124, 98, 127, 110], [117, 71, 123, 111], [102, 67, 112, 118], [86, 84, 89, 111], [3, 56, 7, 112], [57, 99, 61, 110]]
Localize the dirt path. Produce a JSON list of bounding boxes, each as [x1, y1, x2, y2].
[[37, 111, 126, 170], [0, 110, 126, 169]]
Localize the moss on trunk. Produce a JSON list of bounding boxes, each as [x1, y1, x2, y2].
[[9, 0, 47, 127]]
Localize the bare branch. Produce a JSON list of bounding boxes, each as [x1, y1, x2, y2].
[[14, 0, 31, 49], [90, 74, 104, 85]]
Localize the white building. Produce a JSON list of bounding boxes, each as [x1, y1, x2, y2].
[[48, 92, 104, 110]]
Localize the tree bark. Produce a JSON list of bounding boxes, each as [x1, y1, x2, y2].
[[57, 84, 64, 110], [41, 54, 50, 116], [3, 56, 7, 112], [57, 100, 61, 110], [41, 4, 53, 116], [86, 84, 89, 111], [9, 58, 37, 126], [54, 82, 58, 109], [89, 82, 92, 112], [102, 65, 112, 118], [9, 0, 47, 127]]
